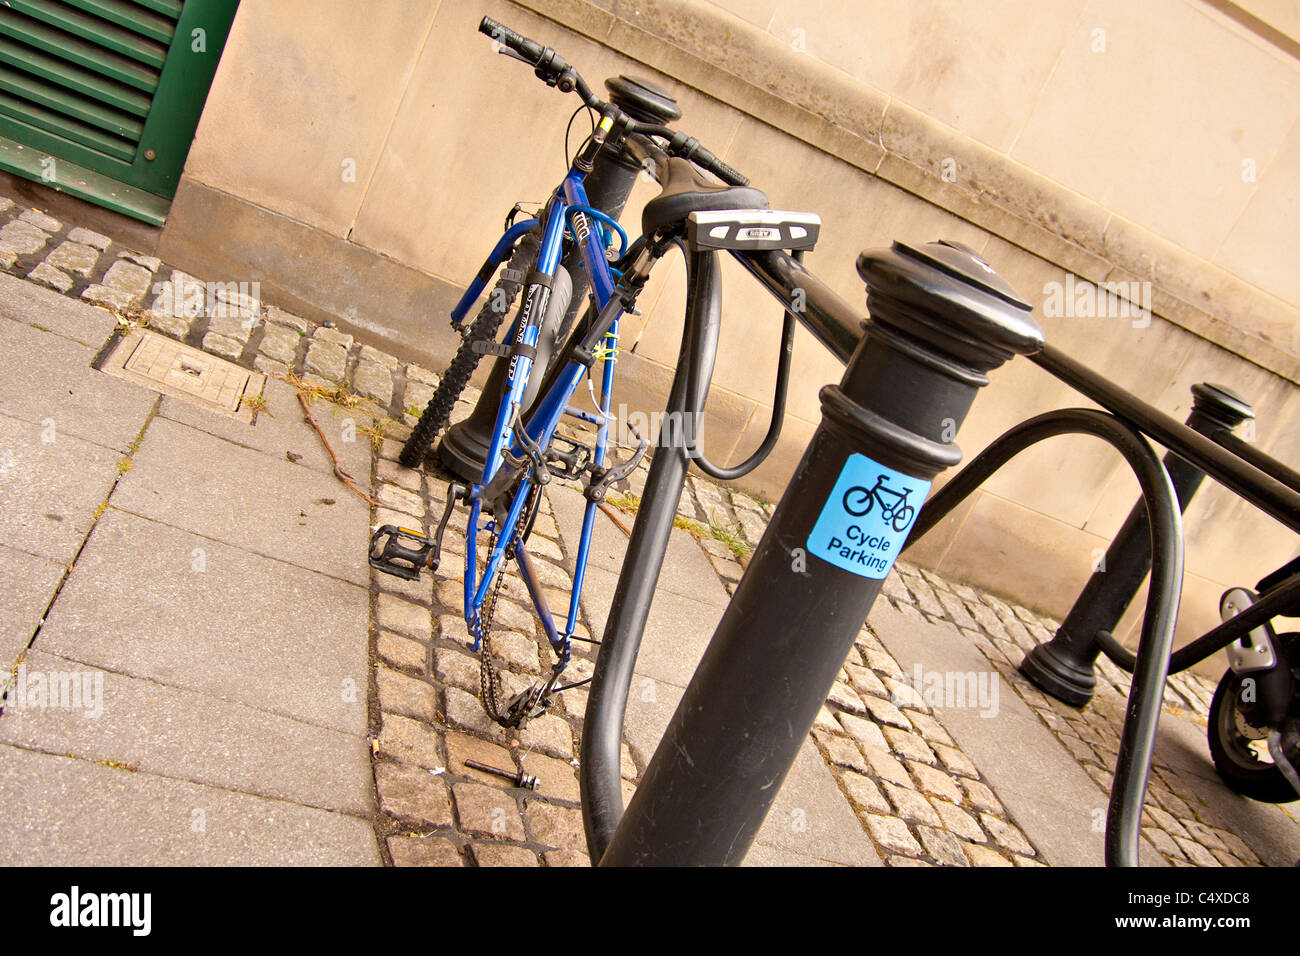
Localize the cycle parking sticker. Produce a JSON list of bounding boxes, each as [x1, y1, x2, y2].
[[807, 454, 930, 578]]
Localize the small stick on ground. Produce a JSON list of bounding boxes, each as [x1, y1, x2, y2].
[[598, 501, 632, 536], [298, 390, 381, 506]]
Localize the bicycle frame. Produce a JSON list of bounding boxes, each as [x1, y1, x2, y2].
[[454, 164, 632, 666]]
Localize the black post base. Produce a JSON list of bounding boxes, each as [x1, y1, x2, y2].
[[436, 338, 506, 483], [438, 412, 493, 483], [1020, 633, 1098, 707], [1019, 382, 1254, 710]]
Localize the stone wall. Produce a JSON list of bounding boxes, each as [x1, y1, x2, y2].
[[155, 0, 1300, 659]]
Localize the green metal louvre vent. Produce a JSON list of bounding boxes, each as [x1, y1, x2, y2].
[[0, 0, 237, 224]]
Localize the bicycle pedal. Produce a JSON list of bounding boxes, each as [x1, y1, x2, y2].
[[368, 525, 439, 581], [544, 432, 593, 480]]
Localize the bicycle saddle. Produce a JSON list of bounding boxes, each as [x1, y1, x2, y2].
[[641, 157, 769, 237]]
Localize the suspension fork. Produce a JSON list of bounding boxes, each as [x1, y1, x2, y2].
[[451, 218, 540, 326]]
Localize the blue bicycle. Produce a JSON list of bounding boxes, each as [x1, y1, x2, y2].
[[369, 17, 818, 727]]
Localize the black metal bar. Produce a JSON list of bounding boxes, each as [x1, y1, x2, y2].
[[580, 249, 723, 862], [1089, 572, 1300, 675], [1019, 383, 1253, 706], [731, 248, 863, 365], [1214, 431, 1300, 497], [599, 240, 1044, 865], [1029, 344, 1300, 533], [904, 408, 1185, 865]]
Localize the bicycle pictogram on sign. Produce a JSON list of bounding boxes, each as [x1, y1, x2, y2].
[[842, 474, 917, 533]]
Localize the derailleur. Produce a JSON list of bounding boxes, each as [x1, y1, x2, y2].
[[502, 681, 556, 728]]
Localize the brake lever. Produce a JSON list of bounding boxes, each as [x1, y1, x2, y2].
[[495, 44, 534, 65]]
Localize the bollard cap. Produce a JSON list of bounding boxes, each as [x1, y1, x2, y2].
[[857, 240, 1043, 372], [605, 75, 682, 123], [1191, 382, 1254, 428]]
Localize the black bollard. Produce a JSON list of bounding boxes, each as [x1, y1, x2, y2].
[[599, 240, 1043, 865], [1021, 383, 1254, 706]]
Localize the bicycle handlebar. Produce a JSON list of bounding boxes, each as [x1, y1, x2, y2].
[[479, 16, 543, 62], [479, 17, 748, 187], [626, 130, 749, 187], [670, 134, 748, 186], [697, 152, 747, 187]]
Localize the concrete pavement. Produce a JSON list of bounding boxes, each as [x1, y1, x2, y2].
[[0, 274, 377, 864]]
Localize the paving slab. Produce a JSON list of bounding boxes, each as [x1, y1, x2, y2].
[[548, 483, 730, 606], [0, 649, 372, 815], [743, 841, 841, 866], [111, 415, 371, 586], [156, 376, 371, 484], [0, 743, 379, 865], [868, 599, 1166, 866], [0, 411, 121, 566], [0, 299, 157, 454], [578, 563, 725, 687], [620, 671, 686, 767], [753, 738, 883, 866], [551, 479, 733, 686], [0, 542, 62, 671], [37, 508, 369, 735], [0, 270, 116, 345]]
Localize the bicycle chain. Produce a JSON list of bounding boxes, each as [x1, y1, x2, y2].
[[477, 484, 542, 727]]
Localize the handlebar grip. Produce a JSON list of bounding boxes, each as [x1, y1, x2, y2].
[[702, 154, 749, 187], [691, 145, 749, 187], [479, 16, 543, 63], [668, 132, 750, 186]]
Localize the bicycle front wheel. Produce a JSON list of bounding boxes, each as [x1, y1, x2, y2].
[[399, 233, 540, 467]]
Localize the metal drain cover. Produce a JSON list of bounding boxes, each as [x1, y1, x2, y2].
[[100, 329, 265, 422]]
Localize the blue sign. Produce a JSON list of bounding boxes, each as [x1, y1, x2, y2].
[[807, 453, 930, 578]]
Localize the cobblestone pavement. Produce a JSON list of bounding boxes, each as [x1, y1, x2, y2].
[[369, 439, 606, 867], [0, 195, 441, 431], [876, 565, 1270, 867], [3, 192, 1290, 867]]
